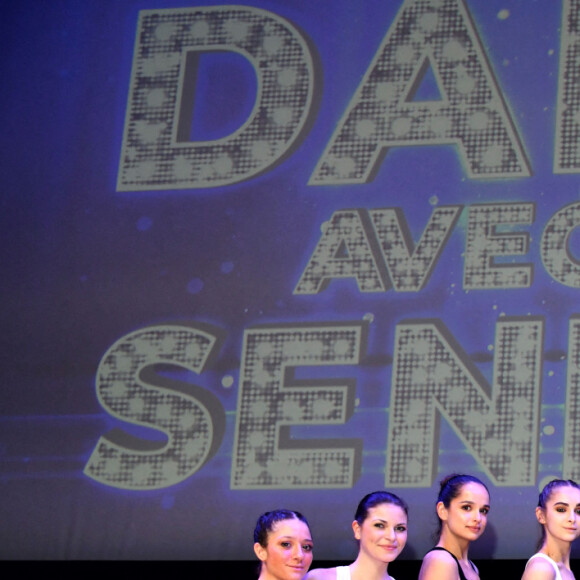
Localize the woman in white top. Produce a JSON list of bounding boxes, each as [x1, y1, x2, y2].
[[522, 479, 580, 580], [306, 491, 408, 580]]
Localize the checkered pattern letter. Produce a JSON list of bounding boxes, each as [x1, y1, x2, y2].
[[386, 318, 543, 486], [117, 6, 314, 190], [231, 322, 366, 489], [310, 0, 530, 184], [464, 203, 534, 289], [555, 0, 580, 173], [294, 209, 388, 294], [565, 316, 580, 479], [369, 205, 462, 291], [85, 324, 222, 489], [541, 202, 580, 287]]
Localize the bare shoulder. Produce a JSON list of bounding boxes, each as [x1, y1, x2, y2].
[[522, 557, 557, 580], [419, 550, 460, 580], [305, 567, 339, 580]]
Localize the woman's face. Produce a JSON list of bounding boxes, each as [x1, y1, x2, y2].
[[254, 518, 313, 580], [438, 481, 490, 543], [352, 502, 408, 564], [537, 485, 580, 545]]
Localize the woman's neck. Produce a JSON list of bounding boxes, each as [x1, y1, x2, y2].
[[349, 551, 390, 580], [437, 531, 470, 562], [540, 537, 572, 569]]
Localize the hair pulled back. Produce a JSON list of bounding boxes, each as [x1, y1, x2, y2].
[[536, 479, 580, 547], [435, 474, 489, 536], [354, 490, 408, 526], [254, 509, 310, 548]]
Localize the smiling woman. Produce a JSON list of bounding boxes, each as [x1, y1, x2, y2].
[[418, 474, 490, 580], [254, 509, 314, 580], [305, 491, 409, 580], [521, 479, 580, 580]]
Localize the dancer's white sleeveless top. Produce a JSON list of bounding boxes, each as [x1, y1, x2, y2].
[[335, 566, 396, 580], [524, 553, 562, 580]]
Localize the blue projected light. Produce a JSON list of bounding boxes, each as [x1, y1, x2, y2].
[[2, 0, 580, 562]]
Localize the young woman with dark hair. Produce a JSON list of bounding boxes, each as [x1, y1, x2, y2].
[[418, 474, 490, 580], [254, 509, 314, 580], [306, 490, 408, 580], [521, 479, 580, 580]]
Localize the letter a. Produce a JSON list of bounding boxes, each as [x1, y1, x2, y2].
[[294, 209, 388, 294], [310, 0, 530, 184]]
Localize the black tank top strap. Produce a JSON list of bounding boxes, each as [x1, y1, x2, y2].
[[425, 547, 476, 580]]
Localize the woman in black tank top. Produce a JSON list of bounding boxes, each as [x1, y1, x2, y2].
[[418, 474, 491, 580]]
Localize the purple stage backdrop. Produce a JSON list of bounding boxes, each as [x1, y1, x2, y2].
[[3, 0, 580, 561]]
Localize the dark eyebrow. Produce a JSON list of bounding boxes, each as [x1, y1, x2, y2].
[[372, 518, 407, 525], [279, 535, 313, 542], [459, 500, 490, 509]]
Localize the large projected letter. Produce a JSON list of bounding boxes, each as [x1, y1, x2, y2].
[[555, 0, 580, 173], [85, 324, 225, 490], [369, 205, 462, 291], [464, 203, 534, 289], [541, 202, 580, 287], [117, 6, 315, 191], [310, 0, 529, 184], [231, 322, 366, 489], [565, 316, 580, 479], [386, 318, 543, 486], [294, 210, 388, 294]]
